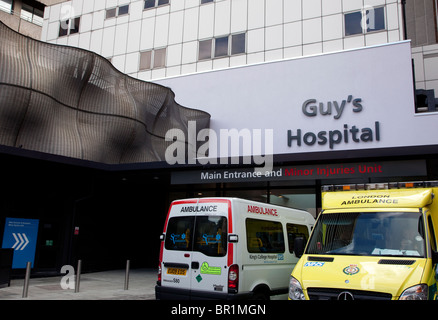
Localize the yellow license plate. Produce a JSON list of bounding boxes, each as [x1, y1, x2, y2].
[[167, 268, 187, 276]]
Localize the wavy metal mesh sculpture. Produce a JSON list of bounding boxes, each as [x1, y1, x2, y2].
[[0, 22, 210, 164]]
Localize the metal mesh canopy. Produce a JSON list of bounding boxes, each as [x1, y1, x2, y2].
[[0, 22, 210, 164]]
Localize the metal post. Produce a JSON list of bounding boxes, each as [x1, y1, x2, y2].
[[22, 262, 31, 298], [75, 260, 82, 293], [124, 260, 130, 290]]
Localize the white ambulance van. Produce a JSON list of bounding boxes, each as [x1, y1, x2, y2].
[[155, 197, 314, 300]]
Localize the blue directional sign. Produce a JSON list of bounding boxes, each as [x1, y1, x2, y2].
[[2, 218, 39, 268]]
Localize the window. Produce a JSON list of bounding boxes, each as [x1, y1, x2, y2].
[[153, 48, 166, 68], [165, 216, 194, 251], [193, 216, 227, 257], [58, 17, 81, 37], [139, 48, 167, 70], [139, 51, 152, 70], [144, 0, 169, 10], [165, 216, 227, 257], [214, 36, 228, 57], [198, 33, 246, 61], [198, 39, 212, 60], [287, 224, 309, 254], [306, 212, 425, 257], [105, 8, 117, 19], [0, 0, 12, 14], [344, 11, 363, 36], [118, 5, 129, 16], [246, 218, 285, 253], [344, 6, 385, 36], [231, 33, 246, 55], [105, 5, 129, 19], [20, 3, 44, 26], [201, 0, 214, 4]]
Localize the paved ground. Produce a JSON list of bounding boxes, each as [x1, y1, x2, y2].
[[0, 268, 157, 300]]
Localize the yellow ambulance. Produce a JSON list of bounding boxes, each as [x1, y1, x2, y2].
[[290, 181, 438, 300]]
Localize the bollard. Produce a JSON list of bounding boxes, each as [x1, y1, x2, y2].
[[75, 260, 82, 293], [124, 260, 130, 290], [22, 262, 31, 298]]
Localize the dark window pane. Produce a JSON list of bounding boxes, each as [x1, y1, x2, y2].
[[344, 11, 363, 36], [199, 39, 212, 60], [231, 33, 246, 55], [158, 0, 169, 6], [70, 17, 80, 34], [118, 5, 129, 16], [215, 36, 228, 57], [144, 0, 155, 9], [165, 217, 194, 251], [193, 216, 227, 257], [201, 0, 214, 3]]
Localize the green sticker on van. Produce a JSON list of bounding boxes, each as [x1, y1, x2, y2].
[[200, 262, 221, 275]]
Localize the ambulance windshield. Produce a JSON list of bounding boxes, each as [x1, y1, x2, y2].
[[306, 212, 426, 258]]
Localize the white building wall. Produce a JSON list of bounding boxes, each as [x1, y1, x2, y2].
[[41, 0, 404, 81]]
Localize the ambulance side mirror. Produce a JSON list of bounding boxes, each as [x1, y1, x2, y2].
[[294, 237, 305, 258]]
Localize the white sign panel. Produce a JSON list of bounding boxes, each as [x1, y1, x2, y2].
[[156, 42, 428, 161]]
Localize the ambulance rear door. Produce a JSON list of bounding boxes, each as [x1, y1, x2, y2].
[[162, 199, 232, 297], [189, 199, 231, 297]]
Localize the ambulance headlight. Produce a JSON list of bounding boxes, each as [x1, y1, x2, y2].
[[289, 277, 305, 300], [399, 284, 428, 300]]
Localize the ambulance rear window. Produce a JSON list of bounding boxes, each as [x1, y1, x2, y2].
[[165, 217, 194, 251], [165, 216, 227, 257]]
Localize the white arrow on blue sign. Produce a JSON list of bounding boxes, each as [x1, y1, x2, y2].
[[12, 233, 30, 251]]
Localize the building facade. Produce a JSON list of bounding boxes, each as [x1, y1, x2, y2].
[[41, 0, 405, 79], [2, 0, 438, 274], [40, 0, 438, 109]]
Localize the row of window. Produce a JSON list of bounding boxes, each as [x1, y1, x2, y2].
[[58, 0, 170, 37], [59, 4, 387, 39], [105, 0, 169, 19], [138, 33, 246, 71], [164, 215, 310, 257], [57, 4, 387, 71]]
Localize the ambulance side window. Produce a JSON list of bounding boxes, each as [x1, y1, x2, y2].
[[246, 218, 285, 253], [287, 223, 310, 254], [164, 217, 194, 251]]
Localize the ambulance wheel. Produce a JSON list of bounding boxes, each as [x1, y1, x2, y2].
[[252, 287, 270, 300]]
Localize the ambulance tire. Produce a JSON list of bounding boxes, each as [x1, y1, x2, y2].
[[252, 286, 270, 300]]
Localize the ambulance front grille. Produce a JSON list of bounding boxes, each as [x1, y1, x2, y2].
[[307, 288, 392, 300], [378, 259, 416, 265]]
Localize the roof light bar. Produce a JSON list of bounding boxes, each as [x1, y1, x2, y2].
[[322, 181, 438, 192]]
